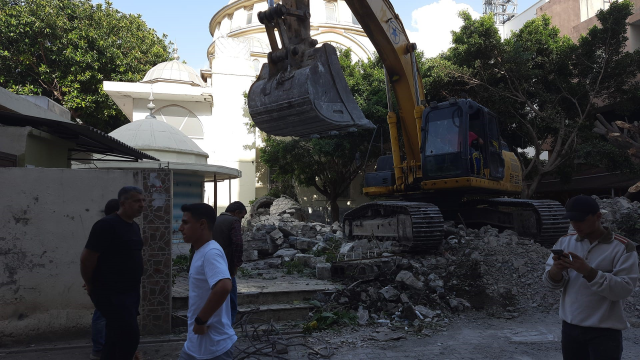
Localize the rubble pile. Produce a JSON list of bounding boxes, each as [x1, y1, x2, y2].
[[241, 195, 640, 328], [323, 224, 563, 328], [242, 196, 344, 263], [595, 196, 640, 244]]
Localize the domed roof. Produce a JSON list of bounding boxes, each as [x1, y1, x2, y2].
[[109, 118, 208, 159], [141, 60, 206, 87]]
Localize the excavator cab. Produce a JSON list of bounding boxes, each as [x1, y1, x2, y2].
[[421, 99, 505, 182], [246, 1, 375, 137]]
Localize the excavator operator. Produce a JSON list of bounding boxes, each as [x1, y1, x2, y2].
[[469, 131, 484, 176]]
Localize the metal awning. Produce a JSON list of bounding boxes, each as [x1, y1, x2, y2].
[[0, 111, 159, 161]]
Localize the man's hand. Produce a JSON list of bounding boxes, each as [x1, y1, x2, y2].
[[563, 252, 598, 283], [548, 254, 571, 282], [192, 323, 208, 335]]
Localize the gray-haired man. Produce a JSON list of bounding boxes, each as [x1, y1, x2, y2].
[[80, 186, 145, 360]]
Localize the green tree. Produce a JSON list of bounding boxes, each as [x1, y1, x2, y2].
[[259, 48, 388, 222], [428, 1, 640, 197], [0, 0, 172, 132]]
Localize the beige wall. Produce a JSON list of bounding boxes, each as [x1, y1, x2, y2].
[[0, 126, 74, 168], [537, 0, 581, 38], [0, 168, 142, 345]]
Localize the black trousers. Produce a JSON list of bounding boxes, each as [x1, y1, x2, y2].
[[562, 321, 623, 360], [92, 291, 141, 360]]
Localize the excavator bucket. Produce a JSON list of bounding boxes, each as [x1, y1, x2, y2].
[[247, 43, 375, 137]]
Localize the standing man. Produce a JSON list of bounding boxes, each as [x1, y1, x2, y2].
[[87, 198, 120, 359], [80, 187, 145, 360], [542, 195, 639, 360], [179, 203, 236, 360], [212, 201, 247, 324]]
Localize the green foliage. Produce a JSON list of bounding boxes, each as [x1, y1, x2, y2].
[[171, 254, 189, 285], [282, 260, 305, 275], [310, 237, 342, 263], [237, 266, 254, 277], [0, 0, 172, 132], [302, 310, 357, 334], [259, 48, 388, 222], [426, 1, 640, 197]]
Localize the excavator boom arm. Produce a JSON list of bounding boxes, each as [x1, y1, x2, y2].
[[345, 0, 425, 165]]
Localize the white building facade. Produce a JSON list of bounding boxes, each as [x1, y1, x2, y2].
[[103, 0, 377, 217]]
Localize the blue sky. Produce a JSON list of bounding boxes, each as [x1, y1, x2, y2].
[[106, 0, 539, 69]]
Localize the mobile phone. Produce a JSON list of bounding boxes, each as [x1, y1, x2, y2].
[[551, 249, 572, 261]]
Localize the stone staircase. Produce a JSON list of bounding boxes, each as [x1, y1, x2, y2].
[[171, 267, 339, 329]]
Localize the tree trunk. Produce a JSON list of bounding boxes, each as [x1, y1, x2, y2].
[[329, 197, 340, 223], [524, 173, 544, 199]]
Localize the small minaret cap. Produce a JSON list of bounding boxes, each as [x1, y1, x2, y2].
[[145, 86, 156, 119]]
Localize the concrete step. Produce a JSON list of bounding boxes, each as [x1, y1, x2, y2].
[[238, 288, 335, 306], [171, 303, 314, 329]]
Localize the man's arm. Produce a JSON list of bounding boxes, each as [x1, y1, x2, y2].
[[80, 248, 99, 294], [567, 248, 639, 301], [231, 220, 244, 275], [196, 278, 232, 324]]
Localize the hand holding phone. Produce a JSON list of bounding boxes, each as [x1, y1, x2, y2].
[[551, 249, 572, 261]]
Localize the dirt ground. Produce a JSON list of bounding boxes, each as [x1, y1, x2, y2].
[[2, 311, 639, 360]]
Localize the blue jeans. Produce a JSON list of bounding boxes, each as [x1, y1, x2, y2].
[[561, 320, 623, 360], [91, 309, 106, 353], [230, 277, 238, 324]]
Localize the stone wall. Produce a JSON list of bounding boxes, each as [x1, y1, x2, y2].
[[0, 168, 143, 345], [0, 168, 174, 345], [139, 170, 173, 335]]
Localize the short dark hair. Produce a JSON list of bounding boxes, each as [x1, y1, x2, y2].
[[225, 201, 247, 214], [118, 186, 143, 202], [181, 203, 216, 231], [104, 199, 120, 216]]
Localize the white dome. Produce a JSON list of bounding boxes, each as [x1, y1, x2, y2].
[[109, 118, 208, 163], [141, 60, 206, 87]]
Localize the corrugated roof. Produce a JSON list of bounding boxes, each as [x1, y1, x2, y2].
[[0, 111, 159, 161]]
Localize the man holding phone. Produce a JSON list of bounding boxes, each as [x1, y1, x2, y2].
[[543, 195, 639, 360]]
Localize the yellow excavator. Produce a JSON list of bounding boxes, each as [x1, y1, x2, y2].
[[247, 0, 568, 250]]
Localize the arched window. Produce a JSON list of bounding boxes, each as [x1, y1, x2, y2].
[[154, 105, 204, 139], [325, 1, 337, 23]]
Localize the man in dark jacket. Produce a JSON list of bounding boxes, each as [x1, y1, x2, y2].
[[212, 201, 247, 324], [80, 187, 145, 360]]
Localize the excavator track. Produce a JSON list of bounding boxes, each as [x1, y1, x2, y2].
[[343, 201, 444, 251], [461, 198, 569, 248]]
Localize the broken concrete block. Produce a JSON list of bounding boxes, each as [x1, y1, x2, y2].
[[295, 238, 320, 252], [242, 250, 259, 262], [264, 258, 282, 268], [339, 242, 354, 254], [414, 305, 436, 319], [379, 286, 400, 301], [428, 279, 444, 290], [400, 293, 411, 303], [395, 270, 424, 290], [269, 229, 284, 241], [273, 248, 299, 261], [316, 263, 331, 280]]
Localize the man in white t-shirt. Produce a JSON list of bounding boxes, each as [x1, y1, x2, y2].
[[178, 203, 237, 360]]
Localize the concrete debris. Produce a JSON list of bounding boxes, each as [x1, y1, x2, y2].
[[239, 195, 640, 331], [395, 270, 424, 290], [379, 286, 400, 301], [316, 263, 331, 280]]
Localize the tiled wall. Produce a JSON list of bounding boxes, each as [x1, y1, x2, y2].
[[140, 170, 173, 335]]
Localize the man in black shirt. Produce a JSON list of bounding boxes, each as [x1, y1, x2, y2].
[[80, 186, 145, 360]]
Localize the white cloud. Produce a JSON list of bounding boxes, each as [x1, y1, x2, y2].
[[406, 0, 480, 58]]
